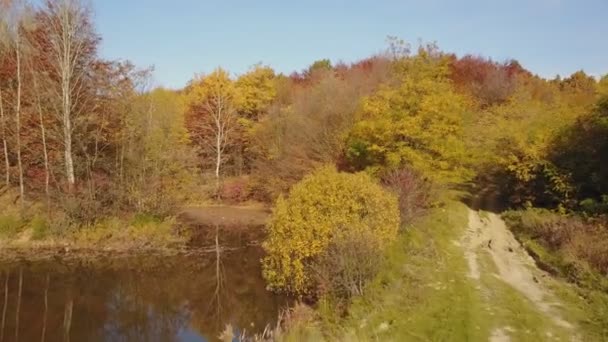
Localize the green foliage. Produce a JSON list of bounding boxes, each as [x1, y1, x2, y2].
[[122, 88, 198, 216], [262, 166, 400, 295], [347, 47, 472, 183], [0, 214, 21, 238], [307, 59, 332, 75], [470, 71, 601, 210], [29, 215, 49, 240], [74, 216, 182, 248]]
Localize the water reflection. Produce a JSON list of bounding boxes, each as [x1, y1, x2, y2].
[[0, 246, 287, 342]]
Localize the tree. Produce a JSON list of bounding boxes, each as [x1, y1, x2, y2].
[[249, 57, 392, 199], [231, 64, 276, 174], [0, 20, 9, 187], [40, 0, 97, 191], [185, 68, 239, 183], [347, 45, 472, 183], [262, 166, 400, 295], [235, 63, 276, 120], [121, 87, 196, 215], [0, 0, 29, 205]]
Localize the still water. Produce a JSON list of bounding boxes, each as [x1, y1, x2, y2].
[[0, 245, 288, 342]]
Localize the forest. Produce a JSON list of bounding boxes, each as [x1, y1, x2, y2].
[[0, 0, 607, 341]]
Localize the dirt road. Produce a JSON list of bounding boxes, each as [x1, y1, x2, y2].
[[462, 209, 577, 341]]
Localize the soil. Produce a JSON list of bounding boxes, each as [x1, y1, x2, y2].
[[463, 209, 575, 339], [178, 205, 270, 227]]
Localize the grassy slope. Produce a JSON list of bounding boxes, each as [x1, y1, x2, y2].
[[295, 200, 608, 341], [513, 234, 608, 340]]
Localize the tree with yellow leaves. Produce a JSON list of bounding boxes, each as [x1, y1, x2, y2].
[[347, 45, 472, 183], [185, 68, 240, 182]]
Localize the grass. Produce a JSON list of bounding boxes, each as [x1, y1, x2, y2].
[[287, 197, 608, 341], [72, 215, 184, 248], [0, 214, 23, 238], [331, 200, 491, 341], [507, 230, 608, 340]]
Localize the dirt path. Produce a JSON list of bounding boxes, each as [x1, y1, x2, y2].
[[462, 209, 576, 341]]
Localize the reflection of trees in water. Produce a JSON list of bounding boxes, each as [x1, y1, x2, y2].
[[0, 250, 287, 342]]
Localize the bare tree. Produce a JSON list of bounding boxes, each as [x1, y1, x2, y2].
[[31, 69, 51, 208], [0, 86, 8, 188], [1, 0, 28, 204], [0, 3, 11, 188], [42, 0, 94, 191], [208, 86, 236, 182]]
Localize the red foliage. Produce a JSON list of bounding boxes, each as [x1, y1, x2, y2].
[[219, 177, 251, 204], [449, 55, 529, 107]]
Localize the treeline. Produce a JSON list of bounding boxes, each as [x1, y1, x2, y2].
[[2, 0, 606, 229], [0, 0, 196, 224], [183, 39, 608, 215]]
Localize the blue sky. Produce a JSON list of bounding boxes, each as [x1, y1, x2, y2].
[[93, 0, 607, 89]]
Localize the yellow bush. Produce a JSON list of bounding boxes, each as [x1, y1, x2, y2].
[[262, 166, 400, 295]]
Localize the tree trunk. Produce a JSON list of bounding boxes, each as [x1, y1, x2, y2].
[[32, 73, 51, 209], [59, 1, 76, 192], [15, 43, 25, 206], [62, 73, 75, 191], [0, 88, 8, 188]]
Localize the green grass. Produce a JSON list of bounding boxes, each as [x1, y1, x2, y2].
[[476, 250, 573, 341], [295, 199, 605, 341], [72, 216, 183, 248], [333, 200, 491, 341], [0, 214, 22, 238], [29, 215, 50, 240], [506, 229, 608, 340]]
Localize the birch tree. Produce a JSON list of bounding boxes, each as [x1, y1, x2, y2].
[[0, 0, 28, 204], [185, 68, 239, 183], [41, 0, 94, 191]]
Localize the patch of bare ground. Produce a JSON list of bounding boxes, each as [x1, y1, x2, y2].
[[179, 204, 270, 227], [463, 208, 576, 334]]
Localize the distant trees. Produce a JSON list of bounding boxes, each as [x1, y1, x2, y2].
[[449, 55, 523, 108], [347, 45, 472, 183], [0, 0, 197, 222], [249, 56, 392, 199]]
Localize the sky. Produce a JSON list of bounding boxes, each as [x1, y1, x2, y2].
[[93, 0, 608, 89]]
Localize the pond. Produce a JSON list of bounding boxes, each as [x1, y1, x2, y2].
[[0, 243, 288, 342]]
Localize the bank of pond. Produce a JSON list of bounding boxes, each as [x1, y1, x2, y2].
[[0, 221, 290, 342]]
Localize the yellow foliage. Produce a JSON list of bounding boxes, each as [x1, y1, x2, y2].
[[347, 50, 473, 183], [262, 166, 400, 295], [235, 64, 277, 119]]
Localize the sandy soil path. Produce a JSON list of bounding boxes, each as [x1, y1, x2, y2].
[[462, 209, 576, 341]]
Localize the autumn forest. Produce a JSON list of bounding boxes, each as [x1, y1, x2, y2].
[[0, 0, 607, 341]]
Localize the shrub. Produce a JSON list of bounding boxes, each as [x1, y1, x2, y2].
[[219, 176, 251, 203], [504, 209, 608, 278], [262, 166, 400, 295], [0, 215, 21, 238], [381, 168, 433, 225], [313, 230, 385, 300], [30, 216, 50, 240]]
